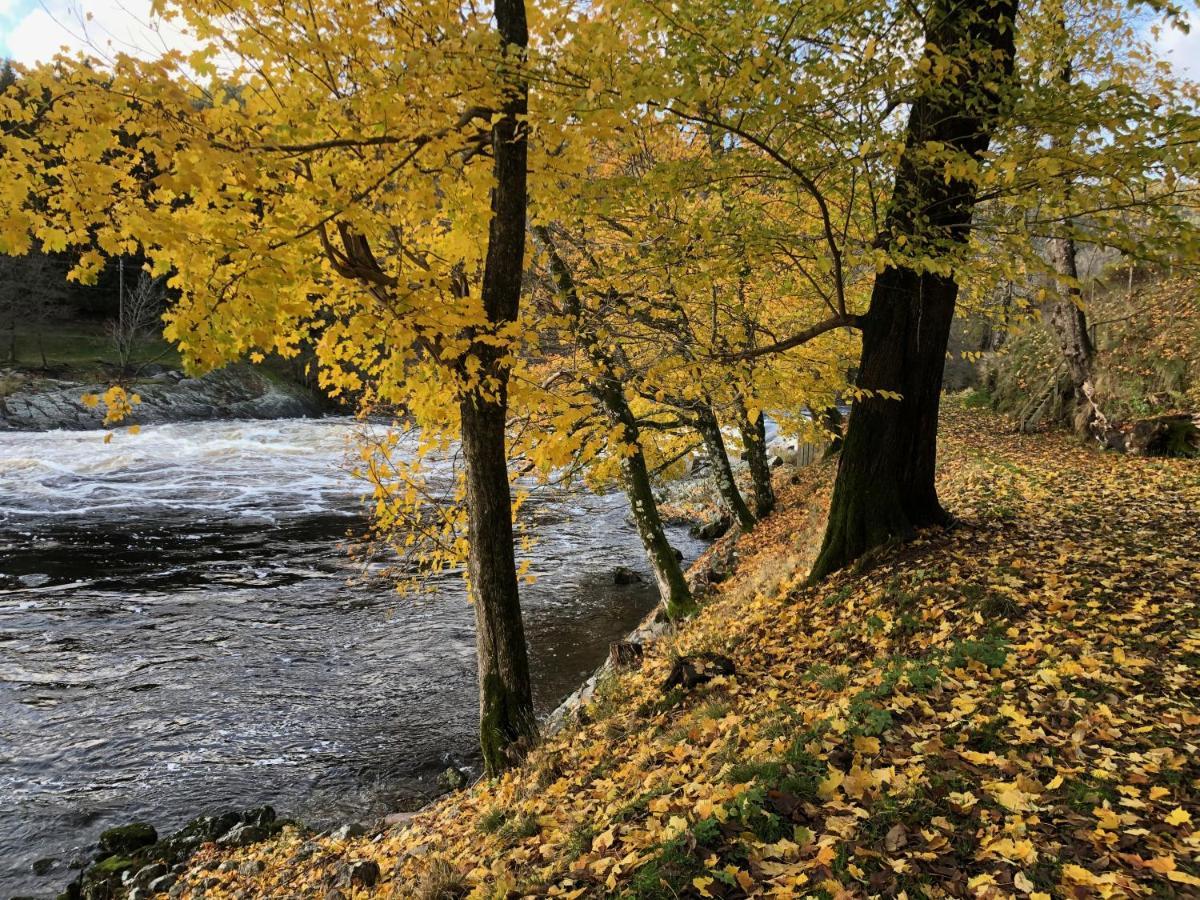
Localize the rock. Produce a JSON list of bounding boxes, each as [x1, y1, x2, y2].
[[691, 516, 731, 541], [437, 766, 468, 792], [612, 565, 642, 585], [0, 364, 324, 432], [168, 881, 189, 899], [148, 874, 178, 894], [383, 811, 417, 828], [238, 860, 266, 876], [130, 862, 169, 890], [609, 641, 644, 669], [328, 822, 368, 841], [662, 653, 736, 691], [32, 856, 56, 876], [672, 546, 685, 562], [335, 860, 380, 889], [216, 823, 268, 848], [217, 861, 238, 873], [98, 823, 158, 856]]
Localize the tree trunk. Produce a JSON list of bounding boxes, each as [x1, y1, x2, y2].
[[696, 405, 757, 531], [735, 397, 775, 518], [1041, 47, 1108, 440], [461, 0, 536, 777], [534, 226, 694, 620], [620, 423, 696, 619], [1045, 235, 1107, 437], [811, 0, 1019, 581]]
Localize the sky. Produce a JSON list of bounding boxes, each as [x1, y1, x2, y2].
[[0, 0, 1197, 77]]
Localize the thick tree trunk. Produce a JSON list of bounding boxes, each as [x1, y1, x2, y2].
[[1045, 235, 1107, 437], [811, 0, 1019, 580], [462, 0, 536, 776], [534, 226, 694, 620], [696, 405, 757, 531], [735, 397, 775, 518]]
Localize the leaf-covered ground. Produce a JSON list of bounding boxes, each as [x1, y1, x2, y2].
[[168, 407, 1200, 899]]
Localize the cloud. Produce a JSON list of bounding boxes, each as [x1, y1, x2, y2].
[[1150, 11, 1200, 82], [1, 0, 197, 65]]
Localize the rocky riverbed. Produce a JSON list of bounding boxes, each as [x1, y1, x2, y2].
[[0, 364, 325, 431]]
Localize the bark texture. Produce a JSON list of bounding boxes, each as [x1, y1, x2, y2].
[[462, 0, 537, 776], [1044, 235, 1107, 437], [696, 404, 757, 532], [735, 398, 775, 518], [811, 0, 1019, 580]]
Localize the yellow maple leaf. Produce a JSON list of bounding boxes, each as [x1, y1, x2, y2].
[[1164, 807, 1191, 826]]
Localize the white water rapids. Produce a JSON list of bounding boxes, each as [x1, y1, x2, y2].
[[0, 418, 702, 895]]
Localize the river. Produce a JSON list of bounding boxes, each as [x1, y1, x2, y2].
[[0, 418, 703, 896]]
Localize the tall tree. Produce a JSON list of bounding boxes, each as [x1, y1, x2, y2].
[[810, 0, 1020, 579], [463, 0, 537, 774]]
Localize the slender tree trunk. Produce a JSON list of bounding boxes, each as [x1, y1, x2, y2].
[[618, 415, 695, 620], [696, 404, 757, 531], [811, 0, 1019, 580], [534, 226, 694, 619], [461, 0, 536, 776], [735, 396, 775, 518]]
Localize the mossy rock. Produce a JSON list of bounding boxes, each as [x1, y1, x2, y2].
[[97, 822, 157, 855]]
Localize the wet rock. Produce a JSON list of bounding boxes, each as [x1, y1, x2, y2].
[[437, 766, 468, 792], [32, 856, 56, 875], [691, 516, 731, 541], [672, 546, 685, 562], [98, 823, 158, 856], [612, 565, 642, 585], [335, 860, 380, 889], [662, 653, 736, 691], [328, 822, 368, 841]]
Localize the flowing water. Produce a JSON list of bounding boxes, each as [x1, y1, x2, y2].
[[0, 418, 702, 896]]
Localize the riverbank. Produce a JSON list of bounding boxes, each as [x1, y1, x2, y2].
[[0, 363, 327, 430], [150, 404, 1200, 897]]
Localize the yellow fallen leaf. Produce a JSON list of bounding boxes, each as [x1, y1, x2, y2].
[[1164, 807, 1191, 826]]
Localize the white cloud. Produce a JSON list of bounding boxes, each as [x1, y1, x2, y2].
[[1, 0, 198, 65], [1150, 11, 1200, 82]]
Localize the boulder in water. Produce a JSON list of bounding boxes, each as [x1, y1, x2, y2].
[[612, 565, 642, 585]]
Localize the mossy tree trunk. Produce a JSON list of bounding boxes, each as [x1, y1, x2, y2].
[[811, 0, 1019, 580], [461, 0, 537, 776], [1045, 233, 1107, 437], [535, 226, 694, 620], [696, 404, 757, 531], [735, 396, 775, 518]]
